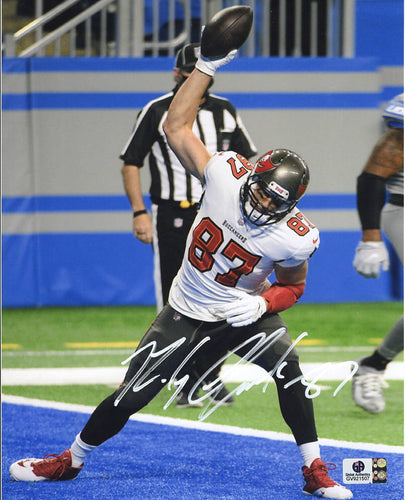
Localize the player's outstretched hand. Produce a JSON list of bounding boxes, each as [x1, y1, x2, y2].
[[210, 295, 267, 327], [195, 48, 238, 77], [353, 240, 390, 278]]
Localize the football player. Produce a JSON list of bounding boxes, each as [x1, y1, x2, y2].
[[352, 93, 404, 413], [9, 48, 352, 499]]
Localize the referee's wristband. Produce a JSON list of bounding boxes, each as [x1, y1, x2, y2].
[[133, 209, 147, 218]]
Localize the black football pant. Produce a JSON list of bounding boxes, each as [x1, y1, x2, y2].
[[80, 305, 318, 447]]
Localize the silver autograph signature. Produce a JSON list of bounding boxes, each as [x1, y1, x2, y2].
[[115, 328, 358, 422]]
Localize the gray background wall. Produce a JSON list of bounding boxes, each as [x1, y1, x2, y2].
[[2, 57, 403, 306]]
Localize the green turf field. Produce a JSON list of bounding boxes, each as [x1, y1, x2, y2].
[[2, 302, 404, 446]]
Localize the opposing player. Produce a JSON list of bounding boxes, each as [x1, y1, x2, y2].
[[9, 48, 352, 499], [352, 93, 404, 413]]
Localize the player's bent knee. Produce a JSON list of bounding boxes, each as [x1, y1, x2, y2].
[[272, 359, 303, 387]]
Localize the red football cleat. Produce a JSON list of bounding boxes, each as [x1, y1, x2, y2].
[[9, 449, 83, 482], [302, 458, 353, 499]]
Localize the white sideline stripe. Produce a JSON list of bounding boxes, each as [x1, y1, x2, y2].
[[2, 394, 402, 454], [3, 349, 136, 357], [2, 346, 379, 357], [2, 362, 404, 386]]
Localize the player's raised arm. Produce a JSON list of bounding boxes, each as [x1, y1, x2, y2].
[[163, 69, 212, 183], [164, 5, 252, 181], [163, 50, 237, 183]]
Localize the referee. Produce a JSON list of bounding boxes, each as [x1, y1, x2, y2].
[[120, 43, 257, 407]]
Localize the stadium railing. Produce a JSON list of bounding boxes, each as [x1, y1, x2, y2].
[[3, 0, 355, 58]]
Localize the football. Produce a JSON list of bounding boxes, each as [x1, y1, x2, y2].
[[201, 5, 253, 59]]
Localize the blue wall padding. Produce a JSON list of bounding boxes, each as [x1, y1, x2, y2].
[[2, 230, 400, 308]]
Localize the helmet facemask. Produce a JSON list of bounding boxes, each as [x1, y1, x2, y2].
[[241, 176, 296, 225], [240, 149, 309, 226]]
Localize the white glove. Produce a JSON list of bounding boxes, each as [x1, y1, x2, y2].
[[209, 295, 267, 328], [195, 49, 238, 77], [353, 241, 390, 278]]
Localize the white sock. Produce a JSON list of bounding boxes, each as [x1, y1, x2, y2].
[[299, 441, 321, 467], [70, 433, 96, 467]]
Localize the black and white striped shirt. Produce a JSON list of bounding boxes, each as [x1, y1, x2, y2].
[[120, 88, 257, 204]]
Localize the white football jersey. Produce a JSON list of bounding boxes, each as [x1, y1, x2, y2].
[[169, 151, 320, 321]]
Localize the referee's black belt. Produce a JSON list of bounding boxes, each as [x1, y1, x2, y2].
[[153, 198, 198, 210], [388, 194, 404, 207]]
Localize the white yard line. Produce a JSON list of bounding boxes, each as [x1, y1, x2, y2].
[[2, 346, 377, 356], [2, 361, 403, 386], [2, 394, 403, 454], [3, 349, 134, 357]]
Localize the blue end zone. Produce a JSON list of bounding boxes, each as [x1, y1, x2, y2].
[[2, 403, 403, 500]]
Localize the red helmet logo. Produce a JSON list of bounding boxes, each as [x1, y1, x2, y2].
[[255, 150, 276, 173]]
